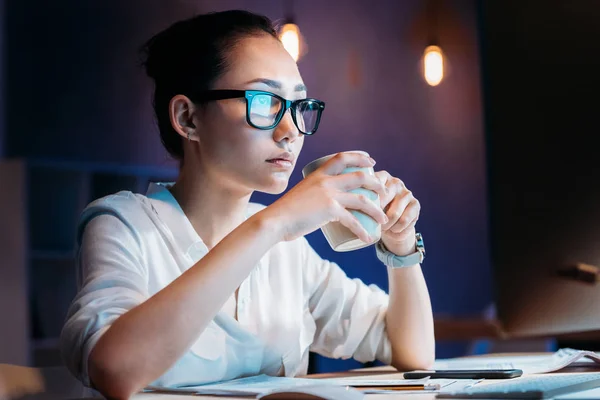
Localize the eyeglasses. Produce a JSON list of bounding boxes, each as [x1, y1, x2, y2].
[[189, 90, 326, 135]]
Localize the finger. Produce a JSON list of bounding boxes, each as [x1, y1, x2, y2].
[[333, 171, 386, 198], [335, 207, 373, 243], [319, 151, 375, 175], [390, 215, 418, 235], [386, 197, 421, 232], [374, 170, 394, 207], [382, 192, 413, 231], [374, 170, 392, 185], [336, 192, 389, 225], [386, 177, 406, 197], [377, 173, 407, 210]]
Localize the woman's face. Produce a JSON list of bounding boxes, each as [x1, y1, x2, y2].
[[192, 34, 308, 195]]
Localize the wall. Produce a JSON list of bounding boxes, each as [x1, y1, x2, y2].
[[5, 0, 199, 166], [0, 0, 4, 158], [0, 161, 28, 365], [5, 0, 491, 370]]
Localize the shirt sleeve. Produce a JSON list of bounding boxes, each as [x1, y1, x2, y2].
[[301, 239, 392, 365], [60, 206, 148, 387]]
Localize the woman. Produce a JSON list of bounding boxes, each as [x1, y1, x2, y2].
[[60, 9, 435, 399]]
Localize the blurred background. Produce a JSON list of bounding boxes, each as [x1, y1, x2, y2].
[[1, 0, 599, 374]]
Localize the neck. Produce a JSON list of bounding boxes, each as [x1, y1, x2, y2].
[[170, 158, 252, 249]]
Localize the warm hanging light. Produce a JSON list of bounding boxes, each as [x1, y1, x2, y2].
[[279, 22, 301, 62], [423, 45, 444, 86], [423, 0, 444, 86], [279, 0, 305, 62]]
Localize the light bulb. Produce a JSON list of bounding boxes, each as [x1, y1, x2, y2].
[[423, 45, 444, 86], [279, 23, 301, 62]]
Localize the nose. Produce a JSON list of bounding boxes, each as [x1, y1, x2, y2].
[[272, 109, 301, 144]]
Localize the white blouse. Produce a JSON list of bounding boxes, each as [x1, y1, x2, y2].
[[60, 183, 392, 388]]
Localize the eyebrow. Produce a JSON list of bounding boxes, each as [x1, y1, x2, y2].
[[246, 78, 307, 92]]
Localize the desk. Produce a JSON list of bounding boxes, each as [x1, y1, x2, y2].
[[3, 361, 600, 400]]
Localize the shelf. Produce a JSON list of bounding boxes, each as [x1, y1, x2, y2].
[[26, 158, 179, 179], [435, 316, 505, 341], [32, 337, 62, 367], [1, 158, 180, 366], [434, 316, 600, 342]]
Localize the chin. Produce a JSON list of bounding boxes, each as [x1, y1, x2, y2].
[[257, 176, 290, 195]]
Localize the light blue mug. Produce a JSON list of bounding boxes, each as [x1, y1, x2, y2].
[[301, 151, 382, 252]]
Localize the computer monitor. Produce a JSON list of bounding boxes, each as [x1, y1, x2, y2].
[[480, 1, 600, 338]]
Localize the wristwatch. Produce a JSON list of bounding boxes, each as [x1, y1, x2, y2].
[[375, 233, 425, 268]]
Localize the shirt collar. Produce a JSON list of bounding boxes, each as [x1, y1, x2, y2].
[[145, 182, 258, 262], [146, 182, 208, 261]]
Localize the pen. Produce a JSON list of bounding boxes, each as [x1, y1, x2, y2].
[[351, 385, 436, 391]]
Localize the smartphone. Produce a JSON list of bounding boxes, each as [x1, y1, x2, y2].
[[403, 369, 523, 379]]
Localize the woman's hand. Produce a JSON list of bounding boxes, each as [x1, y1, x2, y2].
[[376, 171, 421, 256], [263, 152, 388, 243]]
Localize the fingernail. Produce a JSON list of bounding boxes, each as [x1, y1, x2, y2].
[[369, 157, 376, 165]]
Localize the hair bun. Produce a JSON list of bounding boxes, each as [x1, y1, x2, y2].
[[141, 20, 188, 81]]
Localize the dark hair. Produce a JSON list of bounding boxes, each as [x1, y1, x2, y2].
[[141, 10, 278, 161]]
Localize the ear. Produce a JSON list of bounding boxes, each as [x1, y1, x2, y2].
[[169, 95, 200, 142]]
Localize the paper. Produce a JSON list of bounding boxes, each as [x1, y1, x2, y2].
[[320, 376, 438, 389], [257, 385, 365, 400], [147, 374, 450, 397], [557, 385, 600, 399], [360, 379, 483, 395], [148, 375, 339, 396], [353, 379, 481, 394], [434, 348, 600, 374]]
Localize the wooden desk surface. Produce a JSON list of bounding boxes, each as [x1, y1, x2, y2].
[[3, 357, 600, 400]]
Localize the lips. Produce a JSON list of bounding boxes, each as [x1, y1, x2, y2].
[[266, 153, 295, 165], [267, 157, 294, 163], [267, 153, 295, 169], [266, 159, 294, 168]]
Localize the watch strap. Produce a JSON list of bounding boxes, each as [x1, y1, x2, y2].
[[375, 234, 425, 268]]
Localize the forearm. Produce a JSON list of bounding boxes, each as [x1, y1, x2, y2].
[[385, 264, 435, 371], [89, 212, 279, 399]]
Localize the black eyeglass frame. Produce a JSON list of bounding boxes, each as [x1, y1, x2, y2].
[[188, 89, 326, 135]]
